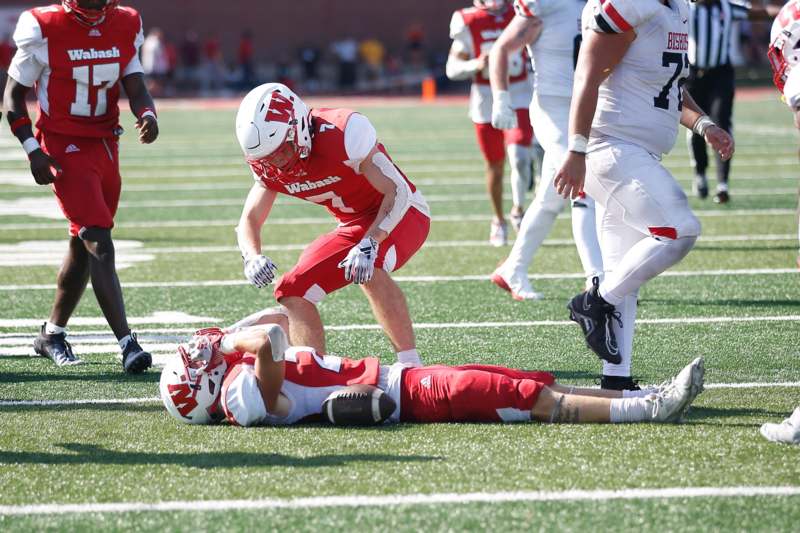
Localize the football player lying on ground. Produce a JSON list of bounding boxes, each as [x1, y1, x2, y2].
[[160, 308, 705, 427]]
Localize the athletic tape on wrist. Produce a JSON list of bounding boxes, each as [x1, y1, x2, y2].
[[138, 108, 157, 121], [568, 134, 588, 154], [22, 137, 40, 155], [692, 115, 715, 136]]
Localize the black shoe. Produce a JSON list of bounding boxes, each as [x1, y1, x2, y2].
[[601, 375, 640, 391], [713, 190, 729, 204], [120, 332, 152, 374], [567, 277, 622, 364], [33, 323, 82, 367]]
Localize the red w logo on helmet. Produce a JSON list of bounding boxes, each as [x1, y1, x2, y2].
[[167, 382, 199, 418], [266, 91, 294, 123]]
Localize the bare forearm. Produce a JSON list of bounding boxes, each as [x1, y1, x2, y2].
[[569, 73, 601, 138], [489, 43, 511, 92], [364, 193, 394, 243], [122, 73, 156, 117], [255, 344, 284, 413], [679, 88, 706, 130]]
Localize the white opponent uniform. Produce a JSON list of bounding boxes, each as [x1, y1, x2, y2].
[[449, 8, 533, 124], [581, 0, 701, 377], [221, 346, 405, 427], [498, 0, 603, 288]]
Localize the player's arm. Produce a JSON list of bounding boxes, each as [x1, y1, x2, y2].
[[680, 89, 734, 161], [222, 325, 289, 415], [553, 30, 634, 199], [4, 77, 61, 185], [121, 73, 158, 144], [446, 41, 487, 81], [488, 15, 541, 129], [236, 183, 279, 288]]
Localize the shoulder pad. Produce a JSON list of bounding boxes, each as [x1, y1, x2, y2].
[[589, 0, 661, 34]]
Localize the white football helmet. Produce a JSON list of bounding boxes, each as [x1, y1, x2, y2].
[[235, 83, 312, 179], [474, 0, 507, 11], [159, 346, 227, 425], [769, 3, 800, 91]]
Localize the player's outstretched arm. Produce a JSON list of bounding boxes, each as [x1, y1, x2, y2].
[[554, 29, 634, 199], [4, 77, 61, 185], [121, 72, 158, 144], [680, 88, 734, 161], [237, 184, 279, 288]]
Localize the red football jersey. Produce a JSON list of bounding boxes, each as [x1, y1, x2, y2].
[[9, 4, 144, 138], [257, 108, 425, 225], [458, 6, 528, 85]]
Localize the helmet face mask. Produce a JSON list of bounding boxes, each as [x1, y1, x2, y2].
[[770, 23, 800, 91], [160, 347, 227, 425], [236, 83, 312, 181], [62, 0, 119, 26]]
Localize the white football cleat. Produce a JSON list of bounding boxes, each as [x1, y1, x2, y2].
[[489, 219, 508, 247], [651, 357, 705, 423], [760, 408, 800, 445], [490, 268, 543, 301]]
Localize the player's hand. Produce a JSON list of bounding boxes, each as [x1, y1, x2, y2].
[[136, 115, 159, 144], [29, 149, 62, 185], [705, 126, 734, 162], [554, 151, 586, 200], [491, 90, 517, 130], [475, 52, 489, 73], [338, 237, 379, 285], [184, 329, 224, 367], [243, 254, 278, 288]]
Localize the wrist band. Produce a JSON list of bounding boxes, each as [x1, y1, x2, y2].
[[137, 108, 157, 120], [568, 134, 588, 154], [10, 117, 31, 134], [22, 137, 40, 155], [692, 115, 715, 136]]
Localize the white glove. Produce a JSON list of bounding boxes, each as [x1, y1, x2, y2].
[[338, 237, 379, 284], [491, 90, 518, 130], [243, 254, 278, 288]]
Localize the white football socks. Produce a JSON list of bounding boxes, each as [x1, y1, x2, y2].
[[609, 396, 654, 423], [507, 143, 532, 211], [602, 290, 638, 378], [570, 195, 604, 281], [45, 322, 66, 335], [397, 349, 422, 368]]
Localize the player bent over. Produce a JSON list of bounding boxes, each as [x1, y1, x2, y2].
[[757, 1, 800, 445], [235, 83, 430, 367], [160, 310, 705, 427], [4, 0, 159, 372]]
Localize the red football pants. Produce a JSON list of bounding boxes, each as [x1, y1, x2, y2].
[[39, 131, 121, 237], [400, 364, 555, 423], [474, 109, 533, 163]]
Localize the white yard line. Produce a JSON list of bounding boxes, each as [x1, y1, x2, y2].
[[1, 267, 797, 292], [0, 208, 795, 231], [0, 486, 799, 516]]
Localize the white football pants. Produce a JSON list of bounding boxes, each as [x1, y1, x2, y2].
[[507, 142, 532, 210], [503, 94, 603, 281], [584, 141, 701, 376]]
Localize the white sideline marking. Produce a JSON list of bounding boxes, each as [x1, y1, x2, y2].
[[0, 240, 153, 268], [0, 486, 799, 516], [0, 312, 218, 328], [0, 208, 794, 231], [0, 267, 797, 292], [3, 382, 799, 408]]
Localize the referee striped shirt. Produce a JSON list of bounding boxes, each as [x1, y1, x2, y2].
[[689, 0, 750, 69]]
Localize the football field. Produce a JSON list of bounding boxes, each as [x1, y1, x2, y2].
[[1, 94, 799, 531]]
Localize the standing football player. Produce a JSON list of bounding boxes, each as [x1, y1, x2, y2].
[[235, 83, 430, 368], [4, 0, 159, 372], [446, 0, 537, 246], [553, 0, 734, 389], [759, 0, 800, 445], [489, 0, 604, 300], [160, 316, 705, 428]]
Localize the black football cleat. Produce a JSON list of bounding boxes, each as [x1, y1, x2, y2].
[[693, 175, 708, 199], [33, 323, 82, 367], [120, 332, 152, 374], [713, 190, 729, 204], [601, 375, 641, 391], [567, 277, 622, 364]]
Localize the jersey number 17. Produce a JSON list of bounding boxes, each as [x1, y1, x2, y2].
[[70, 63, 119, 117]]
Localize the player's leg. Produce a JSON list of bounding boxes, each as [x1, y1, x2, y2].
[[361, 207, 430, 366], [492, 95, 569, 300], [709, 65, 735, 204], [504, 109, 534, 231], [278, 296, 326, 352], [475, 123, 508, 246], [570, 193, 604, 289]]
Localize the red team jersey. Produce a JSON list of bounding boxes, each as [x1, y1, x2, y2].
[[457, 6, 528, 86], [256, 108, 429, 225], [10, 4, 144, 138]]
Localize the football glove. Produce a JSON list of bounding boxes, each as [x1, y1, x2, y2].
[[243, 254, 278, 288], [338, 237, 379, 284], [491, 90, 517, 130]]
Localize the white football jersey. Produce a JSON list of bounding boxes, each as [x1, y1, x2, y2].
[[513, 0, 585, 97], [583, 0, 691, 156]]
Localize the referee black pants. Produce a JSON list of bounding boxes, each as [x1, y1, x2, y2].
[[686, 64, 735, 184]]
